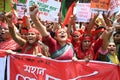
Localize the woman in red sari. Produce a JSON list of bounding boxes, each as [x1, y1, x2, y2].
[[5, 12, 49, 56], [29, 5, 76, 60], [0, 22, 20, 51], [76, 34, 103, 60]]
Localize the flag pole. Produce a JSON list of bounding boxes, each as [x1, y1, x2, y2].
[[4, 0, 6, 11]]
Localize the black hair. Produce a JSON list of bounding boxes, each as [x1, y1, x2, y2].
[[113, 32, 120, 37]]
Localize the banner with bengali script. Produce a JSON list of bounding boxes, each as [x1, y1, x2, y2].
[[7, 54, 120, 80], [26, 0, 61, 22], [91, 0, 110, 12], [0, 52, 7, 80]]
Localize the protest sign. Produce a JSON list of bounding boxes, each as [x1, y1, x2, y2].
[[91, 0, 110, 13], [26, 0, 61, 22], [109, 0, 120, 16], [16, 3, 26, 19], [7, 54, 120, 80], [75, 3, 91, 22]]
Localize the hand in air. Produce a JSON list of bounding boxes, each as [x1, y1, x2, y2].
[[5, 12, 13, 24], [29, 4, 39, 17]]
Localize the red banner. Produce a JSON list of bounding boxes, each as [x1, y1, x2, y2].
[[8, 54, 120, 80]]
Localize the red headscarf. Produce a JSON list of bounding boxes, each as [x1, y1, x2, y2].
[[28, 28, 41, 40], [28, 28, 40, 35], [72, 31, 80, 36], [76, 34, 95, 60]]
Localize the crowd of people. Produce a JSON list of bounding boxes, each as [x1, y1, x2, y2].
[[0, 4, 120, 65]]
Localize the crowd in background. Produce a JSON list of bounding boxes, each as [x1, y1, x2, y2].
[[0, 4, 120, 65]]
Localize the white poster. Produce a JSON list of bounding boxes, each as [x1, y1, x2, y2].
[[109, 0, 120, 16], [16, 3, 26, 19], [75, 3, 91, 22], [26, 0, 61, 22]]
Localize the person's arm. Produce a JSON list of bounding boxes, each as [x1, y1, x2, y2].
[[5, 12, 26, 46], [23, 8, 31, 29], [99, 27, 114, 52], [29, 5, 49, 37], [67, 15, 76, 38], [86, 13, 99, 33], [102, 12, 113, 28], [23, 15, 31, 29]]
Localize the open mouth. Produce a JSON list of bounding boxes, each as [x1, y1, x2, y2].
[[61, 35, 65, 38], [28, 38, 34, 41], [109, 49, 115, 52]]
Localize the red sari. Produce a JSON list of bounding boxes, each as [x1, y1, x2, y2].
[[0, 38, 20, 50], [21, 28, 43, 55], [76, 38, 103, 60], [21, 41, 43, 55]]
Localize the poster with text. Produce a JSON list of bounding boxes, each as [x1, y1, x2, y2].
[[109, 0, 120, 16], [16, 3, 26, 19], [91, 0, 110, 13], [26, 0, 61, 22], [75, 3, 91, 22]]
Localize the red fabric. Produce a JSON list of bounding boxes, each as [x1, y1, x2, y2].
[[22, 16, 27, 27], [63, 2, 76, 26], [0, 38, 20, 50], [70, 31, 81, 51], [81, 36, 92, 41], [76, 45, 95, 59], [43, 35, 74, 60], [21, 28, 42, 55], [92, 28, 105, 36], [28, 28, 40, 35], [80, 35, 93, 43], [21, 29, 28, 34], [71, 30, 80, 35], [21, 42, 42, 55], [71, 39, 80, 53], [43, 35, 61, 54], [9, 54, 120, 80], [76, 38, 103, 60]]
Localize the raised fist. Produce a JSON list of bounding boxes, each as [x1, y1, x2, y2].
[[29, 5, 39, 16]]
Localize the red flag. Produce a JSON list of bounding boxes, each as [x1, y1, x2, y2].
[[63, 2, 76, 26], [22, 16, 27, 27]]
